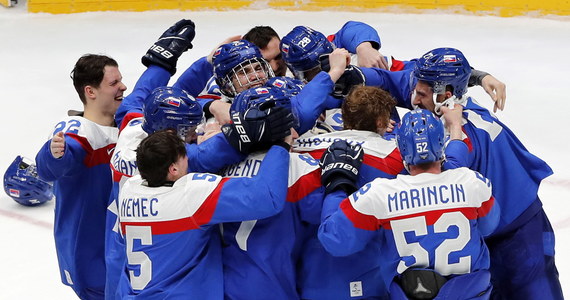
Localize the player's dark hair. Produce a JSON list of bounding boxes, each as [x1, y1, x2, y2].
[[70, 54, 118, 104], [342, 86, 396, 132], [136, 129, 187, 187], [243, 26, 279, 49]]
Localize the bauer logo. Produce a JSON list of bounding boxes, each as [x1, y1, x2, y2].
[[166, 97, 181, 107], [9, 189, 20, 198], [443, 55, 457, 62]]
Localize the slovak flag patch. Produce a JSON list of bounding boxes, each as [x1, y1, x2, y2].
[[443, 55, 457, 62], [166, 97, 181, 107], [214, 48, 221, 56], [256, 88, 269, 94], [282, 44, 290, 54], [271, 80, 285, 88], [9, 189, 20, 198]]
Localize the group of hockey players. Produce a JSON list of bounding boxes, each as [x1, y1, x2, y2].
[[3, 17, 564, 300]]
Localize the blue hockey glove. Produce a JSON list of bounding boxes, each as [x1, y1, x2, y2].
[[319, 140, 364, 194], [141, 19, 196, 75], [320, 55, 365, 98], [222, 102, 295, 154]]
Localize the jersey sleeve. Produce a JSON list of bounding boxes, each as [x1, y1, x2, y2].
[[443, 139, 470, 170], [35, 137, 82, 180], [115, 65, 171, 130], [185, 132, 245, 173], [361, 67, 413, 109], [172, 56, 214, 97], [329, 21, 381, 53], [318, 188, 378, 257], [293, 72, 337, 134], [35, 122, 96, 180], [288, 154, 325, 224], [471, 172, 500, 237], [207, 145, 290, 223]]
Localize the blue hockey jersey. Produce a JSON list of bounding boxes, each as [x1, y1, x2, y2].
[[36, 115, 118, 299], [453, 97, 553, 232], [359, 67, 553, 233], [115, 146, 290, 299], [294, 130, 405, 300], [106, 62, 243, 298], [219, 151, 323, 300], [319, 168, 500, 289]]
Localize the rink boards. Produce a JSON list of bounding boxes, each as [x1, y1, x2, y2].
[[25, 0, 570, 17]]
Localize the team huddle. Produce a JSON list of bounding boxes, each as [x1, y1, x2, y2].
[[3, 18, 564, 300]]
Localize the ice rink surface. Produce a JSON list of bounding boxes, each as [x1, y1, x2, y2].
[[0, 3, 569, 298]]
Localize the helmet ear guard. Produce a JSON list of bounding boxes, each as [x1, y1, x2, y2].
[[4, 156, 53, 206]]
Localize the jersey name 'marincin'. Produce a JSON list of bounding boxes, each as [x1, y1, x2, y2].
[[388, 184, 466, 213]]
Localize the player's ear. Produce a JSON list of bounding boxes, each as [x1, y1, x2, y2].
[[167, 163, 180, 181], [168, 163, 179, 176], [85, 86, 96, 100]]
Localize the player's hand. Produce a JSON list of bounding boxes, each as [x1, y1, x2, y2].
[[50, 131, 65, 158], [384, 119, 396, 134], [197, 121, 222, 145], [222, 103, 295, 154], [440, 103, 464, 140], [321, 48, 350, 82], [356, 42, 389, 70], [209, 100, 232, 125], [319, 140, 363, 194], [142, 19, 196, 75], [481, 74, 506, 113], [207, 35, 242, 64]]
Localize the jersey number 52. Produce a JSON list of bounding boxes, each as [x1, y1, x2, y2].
[[391, 211, 471, 276]]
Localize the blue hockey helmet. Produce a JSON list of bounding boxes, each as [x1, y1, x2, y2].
[[4, 156, 53, 206], [280, 26, 334, 81], [396, 109, 445, 167], [142, 86, 204, 143], [231, 86, 299, 129], [212, 40, 274, 97], [411, 48, 472, 98], [265, 76, 305, 96]]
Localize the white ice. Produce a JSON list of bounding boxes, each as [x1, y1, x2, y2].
[[0, 3, 569, 298]]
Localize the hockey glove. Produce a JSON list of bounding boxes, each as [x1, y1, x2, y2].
[[320, 55, 366, 98], [319, 140, 364, 195], [222, 102, 295, 154], [142, 19, 196, 75]]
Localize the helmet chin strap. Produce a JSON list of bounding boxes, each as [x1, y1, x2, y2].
[[434, 95, 467, 116]]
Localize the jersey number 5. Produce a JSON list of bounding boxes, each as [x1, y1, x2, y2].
[[126, 226, 153, 290], [391, 211, 471, 276]]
